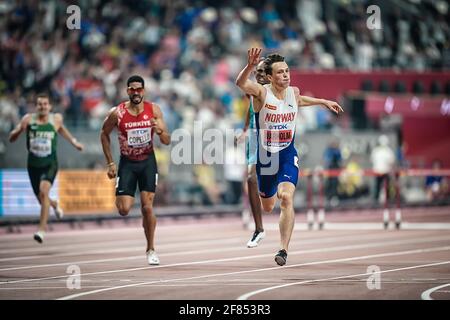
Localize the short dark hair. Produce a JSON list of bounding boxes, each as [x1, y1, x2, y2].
[[256, 58, 266, 71], [127, 75, 145, 87], [36, 93, 50, 101], [264, 53, 285, 76]]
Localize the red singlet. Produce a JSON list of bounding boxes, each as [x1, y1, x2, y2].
[[116, 101, 155, 161]]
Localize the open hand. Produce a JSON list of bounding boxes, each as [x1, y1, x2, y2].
[[234, 130, 247, 147], [322, 100, 344, 114], [74, 141, 84, 151], [247, 48, 262, 67]]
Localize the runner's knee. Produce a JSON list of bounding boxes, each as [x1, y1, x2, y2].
[[116, 202, 131, 216], [38, 190, 49, 202], [141, 204, 154, 216], [261, 202, 275, 213], [279, 192, 293, 209]]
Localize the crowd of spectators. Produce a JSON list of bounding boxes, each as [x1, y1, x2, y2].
[[1, 0, 449, 133]]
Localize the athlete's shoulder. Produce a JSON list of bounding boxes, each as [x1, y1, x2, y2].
[[115, 101, 128, 110], [105, 105, 120, 123], [53, 112, 63, 121], [145, 100, 159, 110], [150, 102, 163, 116], [22, 113, 33, 122], [112, 100, 129, 114]]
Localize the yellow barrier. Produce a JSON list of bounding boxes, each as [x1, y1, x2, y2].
[[58, 170, 116, 214]]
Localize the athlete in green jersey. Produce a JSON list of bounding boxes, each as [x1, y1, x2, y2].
[[9, 93, 84, 243]]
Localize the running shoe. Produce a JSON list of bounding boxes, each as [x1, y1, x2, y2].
[[146, 249, 160, 265], [274, 249, 288, 266], [33, 231, 45, 244], [53, 201, 64, 219], [247, 230, 265, 248]]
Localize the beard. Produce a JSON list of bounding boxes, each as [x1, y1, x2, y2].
[[130, 94, 143, 104]]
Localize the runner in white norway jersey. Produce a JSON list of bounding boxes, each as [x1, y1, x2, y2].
[[257, 84, 298, 153], [236, 48, 344, 266]]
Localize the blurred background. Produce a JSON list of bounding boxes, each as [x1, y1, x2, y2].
[[0, 0, 449, 223]]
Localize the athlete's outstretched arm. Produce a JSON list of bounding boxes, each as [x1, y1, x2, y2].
[[293, 87, 344, 114], [100, 107, 118, 179], [55, 114, 84, 151], [151, 104, 171, 145], [235, 48, 265, 100], [8, 114, 31, 142]]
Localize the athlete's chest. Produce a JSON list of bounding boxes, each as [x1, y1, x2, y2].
[[117, 105, 155, 149], [27, 123, 56, 139], [118, 105, 154, 132], [261, 88, 297, 123], [260, 101, 297, 127]]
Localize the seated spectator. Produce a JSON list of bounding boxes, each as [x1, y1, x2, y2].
[[425, 160, 448, 202], [338, 155, 369, 200]]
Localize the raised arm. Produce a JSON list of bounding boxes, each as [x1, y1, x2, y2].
[[235, 48, 266, 100], [9, 114, 31, 142], [100, 107, 118, 179], [55, 113, 84, 151], [293, 87, 344, 115], [150, 104, 171, 145]]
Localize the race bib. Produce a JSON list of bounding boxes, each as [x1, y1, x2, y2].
[[263, 129, 293, 148], [29, 137, 51, 157], [127, 128, 151, 147]]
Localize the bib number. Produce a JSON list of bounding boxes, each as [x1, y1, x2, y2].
[[30, 138, 51, 157], [127, 128, 151, 148]]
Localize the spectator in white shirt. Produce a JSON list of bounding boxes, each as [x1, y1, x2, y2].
[[371, 135, 396, 203]]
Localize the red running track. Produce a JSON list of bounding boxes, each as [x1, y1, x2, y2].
[[0, 211, 449, 300]]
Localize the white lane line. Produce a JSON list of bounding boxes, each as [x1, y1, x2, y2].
[[0, 286, 113, 290], [0, 237, 244, 265], [57, 246, 450, 300], [0, 236, 244, 259], [0, 246, 251, 272], [401, 223, 450, 230], [0, 226, 140, 240], [421, 283, 450, 300], [0, 230, 376, 263], [0, 239, 143, 255], [2, 234, 448, 285], [260, 222, 450, 231], [3, 234, 450, 286], [237, 260, 450, 300], [0, 228, 376, 260], [0, 226, 431, 256], [0, 226, 254, 254], [0, 224, 211, 242], [0, 231, 404, 270]]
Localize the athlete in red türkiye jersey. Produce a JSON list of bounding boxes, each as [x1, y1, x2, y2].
[[100, 75, 171, 266], [116, 101, 155, 161]]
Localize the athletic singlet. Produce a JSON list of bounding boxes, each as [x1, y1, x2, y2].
[[248, 96, 255, 130], [26, 113, 58, 167], [247, 97, 257, 164], [116, 101, 155, 161], [256, 85, 298, 154]]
